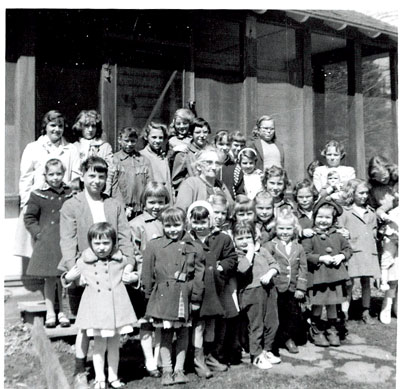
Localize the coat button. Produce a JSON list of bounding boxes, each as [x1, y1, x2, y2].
[[96, 281, 99, 284], [51, 209, 55, 213], [51, 221, 55, 224], [108, 288, 111, 291], [105, 270, 108, 274], [58, 197, 62, 200], [98, 289, 101, 292], [50, 196, 54, 200], [287, 266, 290, 269]]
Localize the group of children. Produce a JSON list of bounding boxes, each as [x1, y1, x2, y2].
[[21, 108, 398, 388]]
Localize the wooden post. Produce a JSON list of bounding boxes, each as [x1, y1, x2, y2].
[[297, 28, 315, 171], [32, 317, 70, 389], [313, 63, 325, 160], [100, 63, 118, 151], [242, 15, 258, 138], [390, 50, 398, 163], [347, 40, 365, 178], [183, 25, 195, 105]]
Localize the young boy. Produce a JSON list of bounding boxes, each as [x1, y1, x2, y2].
[[108, 126, 153, 220], [58, 156, 136, 389], [229, 131, 246, 163], [235, 221, 280, 370], [254, 191, 275, 246]]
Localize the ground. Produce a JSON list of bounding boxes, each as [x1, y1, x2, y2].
[[3, 287, 398, 389]]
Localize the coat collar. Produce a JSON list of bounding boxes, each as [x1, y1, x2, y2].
[[115, 149, 141, 161], [81, 248, 124, 263], [161, 231, 193, 248], [39, 182, 69, 194]]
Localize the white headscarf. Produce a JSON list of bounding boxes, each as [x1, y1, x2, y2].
[[187, 200, 215, 228]]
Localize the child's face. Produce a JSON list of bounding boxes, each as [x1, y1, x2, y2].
[[327, 174, 340, 187], [266, 176, 285, 199], [147, 128, 164, 152], [82, 123, 97, 140], [163, 220, 185, 241], [119, 134, 137, 155], [231, 140, 245, 158], [192, 126, 209, 149], [191, 217, 211, 237], [315, 207, 334, 231], [240, 156, 256, 175], [276, 219, 295, 243], [325, 146, 341, 168], [258, 119, 275, 143], [215, 138, 231, 155], [296, 188, 314, 212], [174, 117, 190, 138], [235, 209, 255, 223], [144, 196, 166, 218], [82, 168, 107, 197], [45, 120, 64, 144], [234, 232, 254, 252], [45, 165, 64, 189], [212, 204, 228, 227], [91, 235, 113, 259], [255, 200, 274, 223], [354, 184, 369, 207]]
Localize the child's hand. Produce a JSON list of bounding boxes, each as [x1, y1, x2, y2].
[[260, 269, 277, 286], [191, 303, 200, 311], [216, 265, 224, 272], [380, 282, 390, 292], [294, 290, 305, 300], [123, 270, 139, 284], [331, 254, 345, 266], [319, 255, 333, 265], [125, 206, 134, 219], [65, 265, 81, 283], [337, 227, 350, 239], [302, 228, 315, 238]]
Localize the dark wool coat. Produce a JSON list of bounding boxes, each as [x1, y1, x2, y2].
[[24, 185, 73, 277], [142, 233, 205, 322], [58, 191, 134, 272], [191, 230, 238, 318], [265, 238, 308, 293], [71, 249, 137, 330], [247, 139, 285, 171]]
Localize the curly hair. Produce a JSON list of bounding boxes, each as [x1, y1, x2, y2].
[[340, 178, 370, 206], [321, 140, 346, 160], [368, 155, 398, 185], [72, 110, 103, 140], [293, 179, 319, 203]]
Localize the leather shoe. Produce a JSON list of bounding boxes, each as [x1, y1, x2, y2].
[[285, 339, 299, 354], [205, 355, 228, 372], [148, 369, 161, 378]]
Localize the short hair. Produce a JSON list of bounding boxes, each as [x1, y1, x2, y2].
[[214, 130, 232, 146], [232, 220, 256, 240], [238, 148, 258, 164], [262, 165, 289, 191], [160, 207, 186, 226], [233, 195, 255, 214], [231, 131, 246, 144], [253, 115, 275, 140], [87, 222, 117, 248], [41, 110, 65, 135], [368, 155, 398, 185], [192, 146, 223, 175], [321, 140, 346, 159], [44, 158, 65, 174], [72, 110, 103, 139], [141, 181, 170, 206], [340, 178, 370, 206], [119, 126, 139, 139], [327, 170, 340, 179], [190, 117, 211, 136], [293, 179, 319, 202], [174, 108, 195, 123], [254, 190, 274, 205], [275, 206, 300, 237], [144, 121, 168, 140], [81, 156, 108, 175], [189, 205, 210, 222]]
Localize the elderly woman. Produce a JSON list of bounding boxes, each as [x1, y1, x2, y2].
[[175, 147, 233, 212], [15, 110, 81, 258]]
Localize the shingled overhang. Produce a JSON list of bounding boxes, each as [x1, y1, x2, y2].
[[284, 10, 397, 40]]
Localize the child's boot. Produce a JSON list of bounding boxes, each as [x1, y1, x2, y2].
[[380, 297, 393, 324], [325, 320, 340, 347], [193, 348, 213, 378], [309, 320, 329, 347], [362, 309, 374, 325]]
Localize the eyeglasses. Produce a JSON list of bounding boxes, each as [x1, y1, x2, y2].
[[259, 126, 275, 131], [201, 160, 222, 167]]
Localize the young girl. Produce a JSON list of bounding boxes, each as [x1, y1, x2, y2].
[[313, 140, 356, 194], [233, 195, 256, 225], [188, 201, 238, 376], [129, 182, 170, 378], [172, 117, 211, 190], [254, 191, 275, 246], [141, 207, 205, 386], [265, 208, 307, 354], [293, 179, 319, 239], [338, 179, 380, 324], [24, 159, 73, 328], [302, 198, 352, 347], [139, 122, 174, 202], [232, 148, 263, 200], [168, 108, 195, 153], [235, 221, 280, 369], [248, 115, 285, 171], [64, 222, 137, 389], [72, 110, 113, 167]]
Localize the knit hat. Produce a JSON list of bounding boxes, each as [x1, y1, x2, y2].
[[312, 196, 343, 218]]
